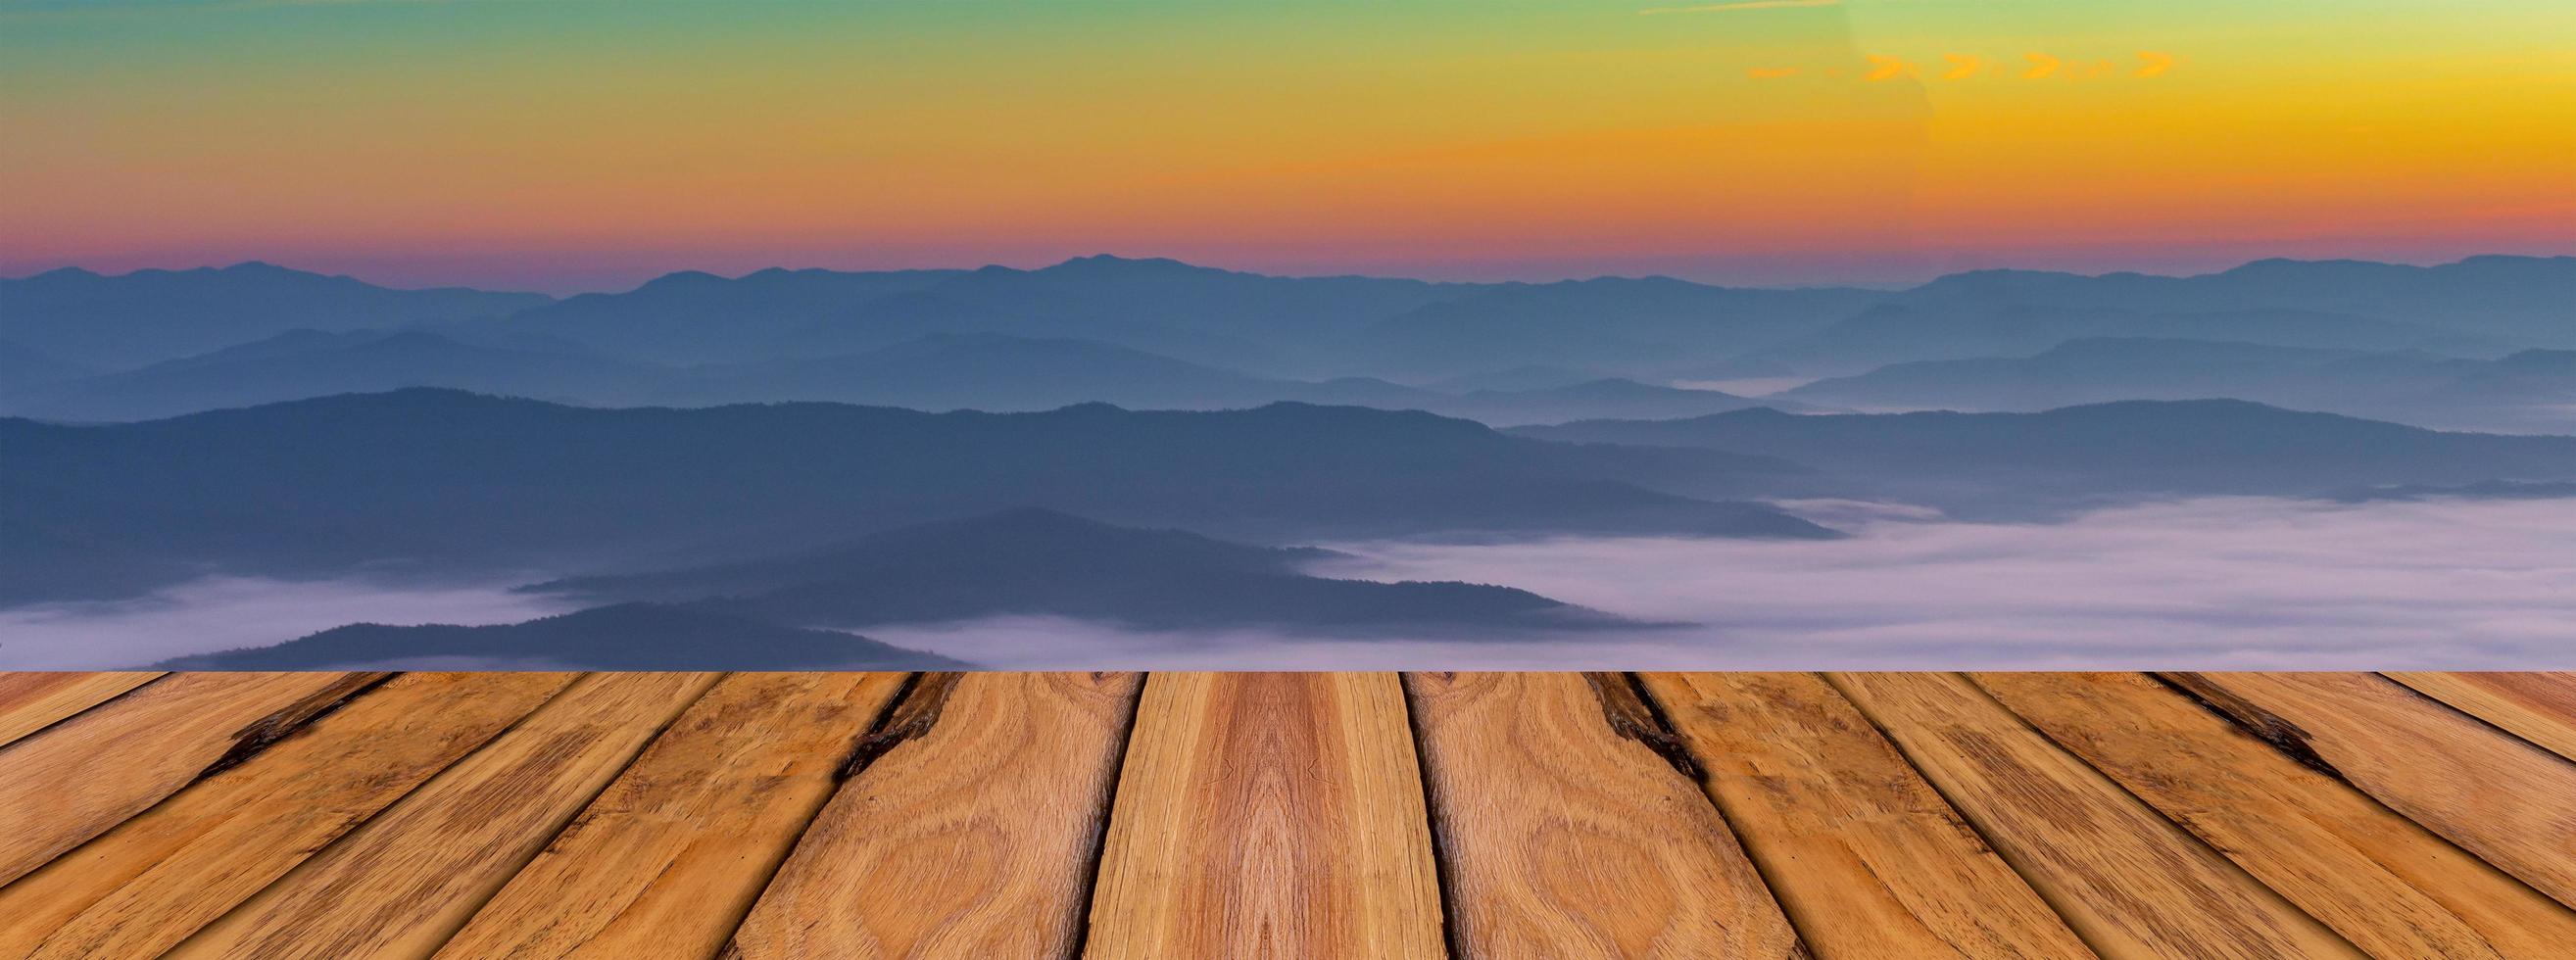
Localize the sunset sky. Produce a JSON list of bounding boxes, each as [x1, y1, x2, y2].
[[4, 0, 2570, 293]]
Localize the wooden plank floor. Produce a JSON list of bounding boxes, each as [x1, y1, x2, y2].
[[1, 671, 2570, 959]]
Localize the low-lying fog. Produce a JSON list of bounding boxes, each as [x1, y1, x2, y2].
[[0, 575, 577, 670], [6, 496, 2570, 670]]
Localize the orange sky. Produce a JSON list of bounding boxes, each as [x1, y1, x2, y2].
[[3, 1, 2570, 292]]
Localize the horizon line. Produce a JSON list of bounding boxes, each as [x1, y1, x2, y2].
[[6, 249, 2571, 299]]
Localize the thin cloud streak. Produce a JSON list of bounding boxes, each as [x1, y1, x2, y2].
[[1640, 0, 1840, 14]]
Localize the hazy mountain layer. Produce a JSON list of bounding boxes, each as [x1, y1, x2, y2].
[[1, 337, 85, 379], [530, 507, 1628, 633], [1782, 339, 2576, 433], [0, 263, 550, 369], [1521, 400, 2576, 515], [4, 329, 666, 421], [5, 329, 1799, 427], [1755, 305, 2466, 376], [765, 255, 1474, 374], [1347, 277, 1886, 380], [465, 265, 964, 363]]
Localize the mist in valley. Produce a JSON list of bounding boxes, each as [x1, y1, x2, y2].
[[874, 497, 2576, 670], [0, 575, 576, 670]]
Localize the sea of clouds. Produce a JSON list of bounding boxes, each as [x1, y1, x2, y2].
[[879, 496, 2576, 670], [6, 496, 2571, 670]]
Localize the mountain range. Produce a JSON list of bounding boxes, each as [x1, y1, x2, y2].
[[0, 389, 1828, 603], [13, 254, 2563, 392]]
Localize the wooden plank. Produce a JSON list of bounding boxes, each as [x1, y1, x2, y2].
[[725, 671, 1142, 960], [165, 672, 720, 960], [2387, 672, 2576, 764], [433, 672, 911, 960], [2167, 672, 2576, 908], [0, 672, 576, 960], [1638, 672, 2093, 960], [1084, 672, 1443, 960], [0, 670, 387, 886], [1978, 671, 2576, 959], [0, 672, 162, 749], [1826, 672, 2360, 959], [1402, 672, 1801, 959]]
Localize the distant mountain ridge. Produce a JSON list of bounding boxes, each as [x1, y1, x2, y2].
[[1904, 256, 2572, 344], [0, 263, 551, 369], [473, 265, 964, 363], [1780, 338, 2576, 433], [1345, 276, 1886, 380], [12, 254, 2565, 387]]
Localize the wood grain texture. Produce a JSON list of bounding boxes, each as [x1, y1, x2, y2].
[[0, 672, 161, 749], [725, 671, 1143, 960], [434, 672, 911, 960], [1085, 672, 1442, 960], [1403, 671, 1800, 960], [1638, 672, 2093, 960], [2387, 672, 2576, 764], [2167, 671, 2576, 908], [0, 670, 385, 886], [0, 672, 576, 960], [1977, 671, 2576, 959], [1825, 672, 2359, 960], [165, 672, 720, 960]]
